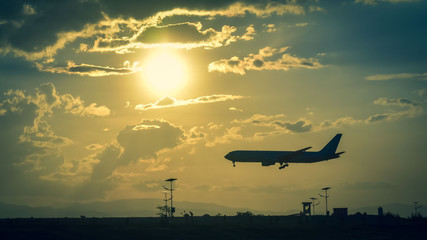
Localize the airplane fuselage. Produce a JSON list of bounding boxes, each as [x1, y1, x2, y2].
[[224, 134, 344, 169], [225, 150, 338, 164]]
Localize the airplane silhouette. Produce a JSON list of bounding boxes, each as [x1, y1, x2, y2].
[[224, 134, 344, 169]]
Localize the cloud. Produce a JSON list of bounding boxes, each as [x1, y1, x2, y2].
[[60, 94, 110, 117], [240, 25, 256, 41], [135, 94, 244, 111], [147, 2, 305, 20], [295, 22, 308, 27], [0, 82, 110, 118], [366, 97, 422, 122], [91, 120, 184, 180], [340, 181, 396, 191], [319, 117, 362, 129], [232, 113, 285, 126], [0, 1, 308, 81], [133, 179, 165, 192], [37, 61, 141, 77], [186, 126, 207, 144], [232, 114, 311, 133], [205, 127, 243, 147], [373, 97, 418, 108], [355, 0, 420, 6], [0, 1, 102, 60], [200, 115, 313, 147], [93, 22, 254, 51], [264, 23, 277, 32], [208, 46, 323, 75], [136, 22, 215, 43], [229, 107, 244, 112], [321, 97, 422, 127], [0, 1, 305, 63], [309, 6, 327, 13], [229, 97, 423, 138], [0, 83, 113, 200], [86, 144, 105, 151], [365, 72, 427, 81], [273, 119, 312, 133], [0, 82, 110, 157], [22, 4, 36, 16]]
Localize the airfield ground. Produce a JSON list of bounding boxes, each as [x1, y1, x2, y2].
[[1, 215, 426, 240]]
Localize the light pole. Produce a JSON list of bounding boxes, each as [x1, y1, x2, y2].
[[319, 187, 331, 216], [163, 191, 168, 217], [413, 202, 422, 216], [310, 197, 320, 215], [165, 178, 177, 218]]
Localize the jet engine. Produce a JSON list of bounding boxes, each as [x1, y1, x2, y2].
[[261, 161, 275, 166]]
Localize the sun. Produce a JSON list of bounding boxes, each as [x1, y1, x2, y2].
[[143, 50, 188, 96]]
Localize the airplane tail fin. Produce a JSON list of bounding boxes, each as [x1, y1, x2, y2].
[[320, 134, 342, 155]]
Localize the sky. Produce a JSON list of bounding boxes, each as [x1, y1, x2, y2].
[[0, 0, 426, 214]]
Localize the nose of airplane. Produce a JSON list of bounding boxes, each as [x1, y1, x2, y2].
[[224, 153, 230, 160]]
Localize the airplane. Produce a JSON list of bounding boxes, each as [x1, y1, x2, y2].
[[224, 134, 345, 170]]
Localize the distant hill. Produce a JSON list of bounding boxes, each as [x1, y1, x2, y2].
[[0, 199, 424, 218], [0, 199, 292, 218]]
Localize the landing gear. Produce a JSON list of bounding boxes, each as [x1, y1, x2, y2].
[[279, 163, 289, 170], [233, 161, 235, 167]]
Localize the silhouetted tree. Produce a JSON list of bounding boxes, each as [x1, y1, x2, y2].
[[236, 211, 253, 216], [156, 206, 170, 218]]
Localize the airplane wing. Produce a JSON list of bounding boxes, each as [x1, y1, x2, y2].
[[277, 147, 312, 162]]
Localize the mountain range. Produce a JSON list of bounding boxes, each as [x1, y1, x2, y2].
[[0, 199, 424, 218]]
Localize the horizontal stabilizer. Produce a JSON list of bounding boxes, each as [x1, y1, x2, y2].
[[333, 151, 345, 158]]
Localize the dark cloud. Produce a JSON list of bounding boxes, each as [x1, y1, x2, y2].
[[274, 119, 312, 132], [374, 97, 418, 107], [99, 0, 237, 19], [91, 120, 184, 180], [69, 65, 131, 74], [136, 23, 214, 44], [95, 39, 130, 49], [37, 61, 141, 77], [253, 59, 264, 67], [4, 0, 102, 53], [0, 0, 27, 21]]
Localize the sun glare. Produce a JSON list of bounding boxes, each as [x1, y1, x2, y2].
[[143, 51, 188, 96]]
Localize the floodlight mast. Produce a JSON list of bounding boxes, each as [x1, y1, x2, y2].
[[165, 178, 177, 218], [319, 187, 331, 216], [413, 202, 421, 215]]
